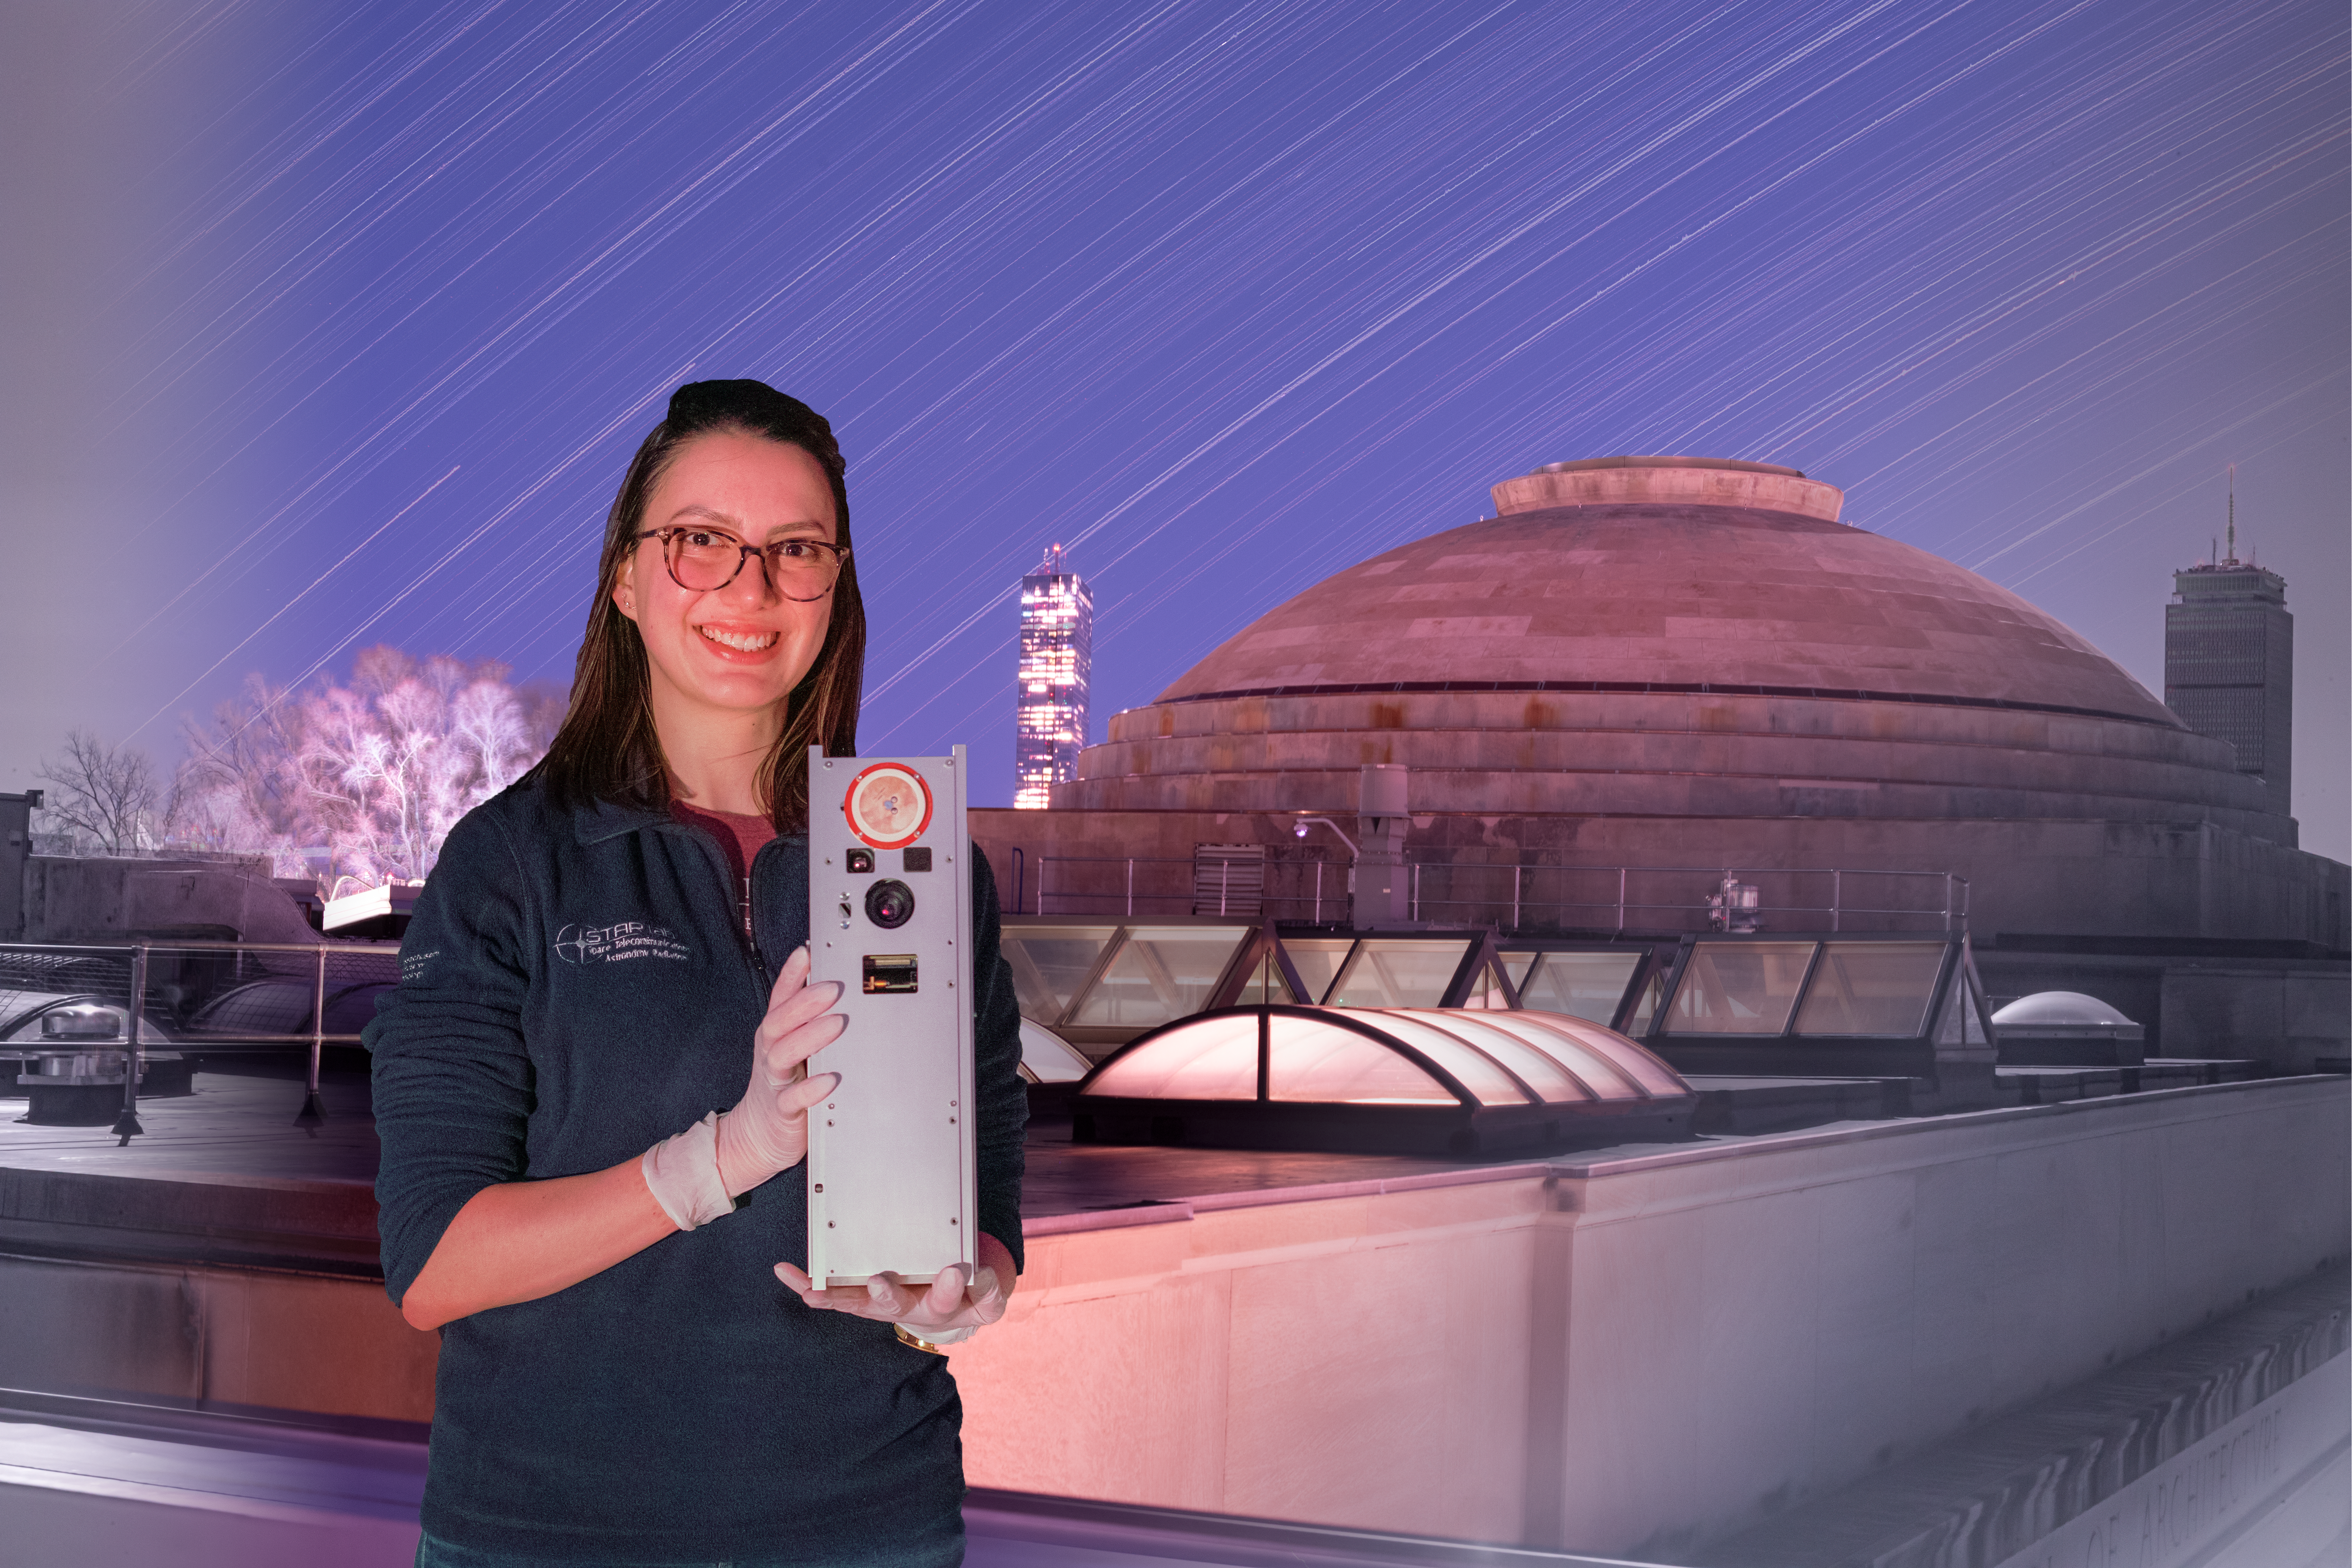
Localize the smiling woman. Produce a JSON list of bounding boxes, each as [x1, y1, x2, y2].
[[363, 380, 1028, 1568], [535, 379, 868, 828], [615, 428, 850, 814]]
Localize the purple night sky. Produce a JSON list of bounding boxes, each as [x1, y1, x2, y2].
[[5, 0, 2345, 858]]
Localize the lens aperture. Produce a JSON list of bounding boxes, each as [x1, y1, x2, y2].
[[864, 879, 916, 930]]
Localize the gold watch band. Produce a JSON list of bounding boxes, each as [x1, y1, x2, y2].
[[894, 1323, 951, 1355]]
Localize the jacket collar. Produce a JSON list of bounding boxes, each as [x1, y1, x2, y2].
[[572, 795, 806, 847], [576, 797, 674, 845]]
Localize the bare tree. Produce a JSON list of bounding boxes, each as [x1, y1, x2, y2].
[[170, 672, 310, 858], [38, 731, 161, 854], [173, 646, 562, 884]]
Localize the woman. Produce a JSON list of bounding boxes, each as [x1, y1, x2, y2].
[[366, 378, 1027, 1568]]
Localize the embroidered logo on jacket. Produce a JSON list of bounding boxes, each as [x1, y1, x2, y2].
[[554, 922, 691, 964]]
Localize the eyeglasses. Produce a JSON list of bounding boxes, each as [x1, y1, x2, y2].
[[635, 526, 849, 602]]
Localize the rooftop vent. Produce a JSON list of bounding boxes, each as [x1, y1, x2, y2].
[[1989, 990, 2145, 1068], [1989, 991, 2136, 1028]]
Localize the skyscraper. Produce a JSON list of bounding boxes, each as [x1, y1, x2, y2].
[[1016, 544, 1093, 809], [2165, 477, 2293, 816]]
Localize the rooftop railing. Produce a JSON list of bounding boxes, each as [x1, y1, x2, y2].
[[1028, 856, 1968, 933], [0, 939, 397, 1143]]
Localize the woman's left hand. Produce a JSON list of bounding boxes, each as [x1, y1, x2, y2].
[[776, 1230, 1016, 1342]]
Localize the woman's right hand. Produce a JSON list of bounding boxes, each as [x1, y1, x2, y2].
[[714, 945, 844, 1197], [407, 950, 846, 1327]]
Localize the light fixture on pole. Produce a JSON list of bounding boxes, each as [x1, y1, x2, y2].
[[1291, 815, 1359, 856]]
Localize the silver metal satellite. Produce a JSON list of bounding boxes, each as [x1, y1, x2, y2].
[[804, 747, 976, 1288]]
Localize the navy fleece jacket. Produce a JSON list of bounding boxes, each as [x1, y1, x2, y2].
[[364, 781, 1026, 1565]]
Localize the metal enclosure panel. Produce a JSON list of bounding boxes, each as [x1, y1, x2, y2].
[[805, 748, 976, 1288]]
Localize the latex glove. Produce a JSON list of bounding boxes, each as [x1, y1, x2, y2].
[[642, 946, 842, 1230], [775, 1230, 1017, 1348]]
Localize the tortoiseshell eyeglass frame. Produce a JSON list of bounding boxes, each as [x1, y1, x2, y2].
[[634, 527, 849, 602]]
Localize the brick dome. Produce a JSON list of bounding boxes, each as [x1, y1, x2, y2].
[[1057, 459, 2282, 837]]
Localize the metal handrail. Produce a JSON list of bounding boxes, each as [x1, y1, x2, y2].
[[1, 937, 396, 1142], [1027, 857, 1968, 933]]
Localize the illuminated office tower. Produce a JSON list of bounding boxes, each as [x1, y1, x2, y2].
[[2165, 477, 2292, 817], [1015, 544, 1093, 809]]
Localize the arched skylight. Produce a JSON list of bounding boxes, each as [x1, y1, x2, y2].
[[1083, 1006, 1687, 1109], [1018, 1019, 1095, 1084], [1073, 1005, 1694, 1156]]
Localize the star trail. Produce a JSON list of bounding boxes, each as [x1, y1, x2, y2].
[[5, 0, 2344, 852]]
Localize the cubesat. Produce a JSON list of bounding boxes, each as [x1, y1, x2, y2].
[[804, 747, 974, 1289]]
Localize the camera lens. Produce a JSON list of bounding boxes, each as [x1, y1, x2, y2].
[[845, 848, 875, 874], [864, 879, 916, 930]]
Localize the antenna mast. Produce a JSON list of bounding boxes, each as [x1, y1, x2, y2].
[[2225, 464, 2236, 565]]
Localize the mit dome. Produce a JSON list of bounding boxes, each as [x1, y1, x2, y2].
[[974, 455, 2344, 964]]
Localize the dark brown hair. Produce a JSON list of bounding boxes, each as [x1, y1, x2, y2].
[[526, 379, 865, 829]]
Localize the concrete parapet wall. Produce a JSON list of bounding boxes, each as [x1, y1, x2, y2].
[[2162, 964, 2352, 1073], [21, 856, 322, 945], [0, 1252, 433, 1422], [951, 1077, 2351, 1557], [0, 1081, 2336, 1559], [0, 1167, 428, 1419]]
